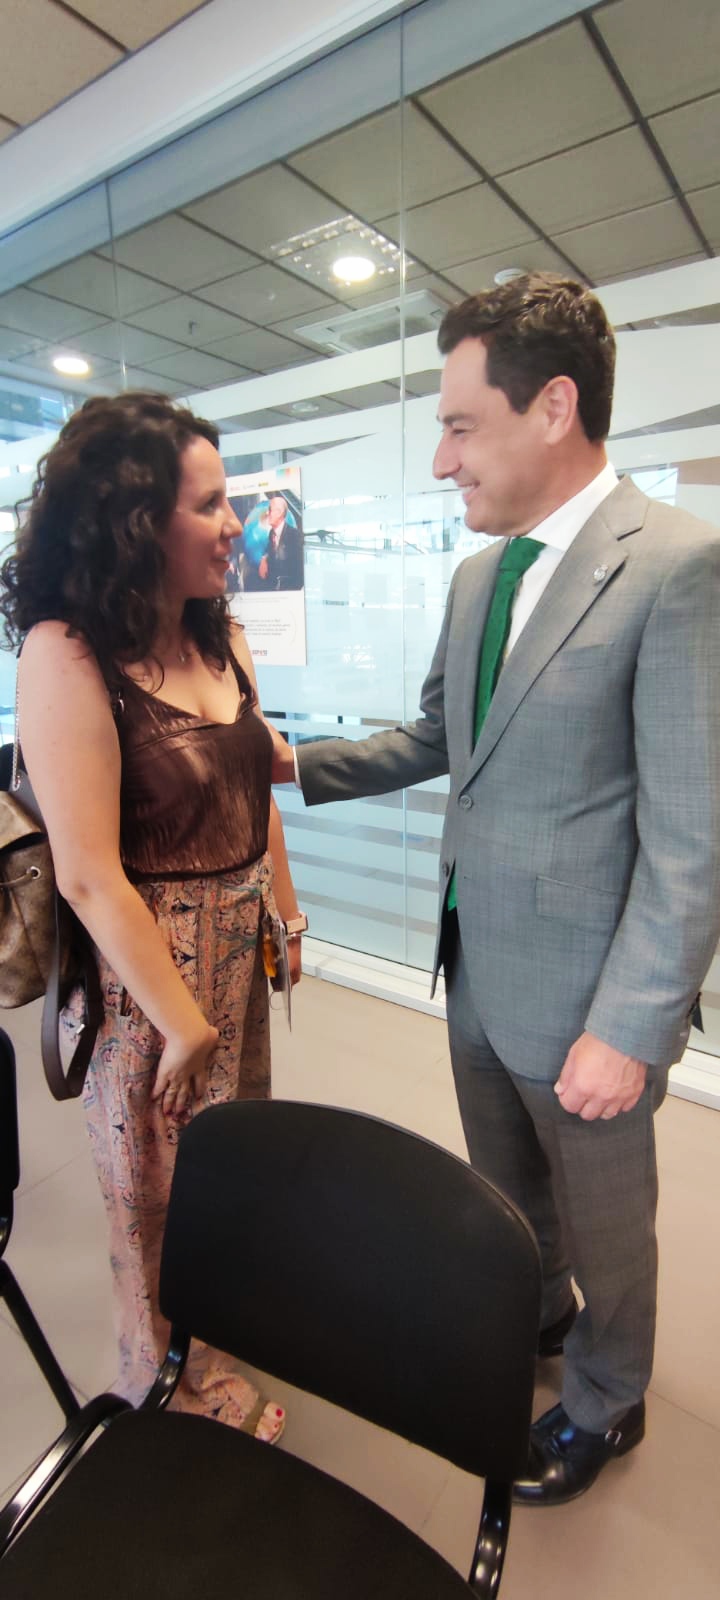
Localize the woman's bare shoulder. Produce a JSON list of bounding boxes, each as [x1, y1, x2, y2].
[[20, 623, 106, 690]]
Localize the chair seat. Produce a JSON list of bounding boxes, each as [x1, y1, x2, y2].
[[0, 1410, 475, 1599]]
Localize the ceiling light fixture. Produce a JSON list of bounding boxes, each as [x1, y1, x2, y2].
[[331, 256, 376, 284], [53, 355, 90, 376], [493, 267, 526, 286]]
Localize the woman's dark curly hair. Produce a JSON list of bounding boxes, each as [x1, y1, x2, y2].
[[0, 390, 232, 683]]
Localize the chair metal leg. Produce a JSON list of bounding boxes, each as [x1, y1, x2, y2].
[[470, 1479, 512, 1598], [0, 1260, 80, 1421]]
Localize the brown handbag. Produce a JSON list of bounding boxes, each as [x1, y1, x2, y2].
[[0, 735, 103, 1100]]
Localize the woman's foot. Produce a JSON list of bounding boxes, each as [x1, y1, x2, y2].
[[250, 1400, 286, 1445], [210, 1385, 285, 1443]]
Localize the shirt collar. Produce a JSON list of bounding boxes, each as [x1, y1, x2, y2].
[[530, 461, 619, 555]]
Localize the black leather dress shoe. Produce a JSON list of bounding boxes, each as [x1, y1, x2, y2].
[[536, 1299, 577, 1358], [513, 1400, 646, 1505]]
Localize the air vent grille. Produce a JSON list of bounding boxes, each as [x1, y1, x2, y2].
[[294, 290, 450, 354]]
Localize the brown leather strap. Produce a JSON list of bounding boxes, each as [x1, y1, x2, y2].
[[40, 894, 103, 1101], [12, 767, 102, 1100]]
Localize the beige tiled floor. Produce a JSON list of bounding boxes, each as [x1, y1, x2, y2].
[[2, 977, 720, 1597]]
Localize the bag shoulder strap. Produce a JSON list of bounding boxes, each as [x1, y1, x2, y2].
[[41, 896, 104, 1101], [12, 679, 102, 1101]]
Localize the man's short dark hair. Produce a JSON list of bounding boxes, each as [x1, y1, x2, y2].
[[437, 273, 616, 441]]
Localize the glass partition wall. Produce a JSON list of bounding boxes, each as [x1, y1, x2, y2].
[[1, 0, 719, 1072]]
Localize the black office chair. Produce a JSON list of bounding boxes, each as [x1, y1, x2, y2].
[[0, 1099, 541, 1599], [0, 1027, 79, 1423]]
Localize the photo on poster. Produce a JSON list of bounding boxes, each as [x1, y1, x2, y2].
[[225, 464, 306, 666]]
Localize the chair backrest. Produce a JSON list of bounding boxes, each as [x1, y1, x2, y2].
[[0, 1029, 20, 1253], [160, 1101, 541, 1481]]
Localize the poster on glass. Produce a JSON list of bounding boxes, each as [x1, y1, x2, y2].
[[225, 464, 306, 666]]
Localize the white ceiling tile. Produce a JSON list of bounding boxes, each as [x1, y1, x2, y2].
[[0, 326, 42, 360], [203, 328, 319, 372], [98, 215, 256, 290], [0, 0, 122, 123], [289, 104, 478, 222], [142, 351, 252, 388], [502, 127, 671, 235], [183, 166, 342, 256], [197, 264, 335, 324], [404, 370, 440, 398], [378, 185, 535, 271], [30, 255, 174, 317], [650, 95, 720, 194], [688, 185, 720, 249], [224, 408, 296, 430], [126, 294, 252, 344], [330, 382, 402, 409], [122, 367, 193, 396], [0, 287, 106, 340], [418, 19, 630, 176], [448, 240, 582, 295], [596, 0, 720, 115], [65, 323, 188, 366], [66, 1, 206, 51], [553, 199, 700, 281]]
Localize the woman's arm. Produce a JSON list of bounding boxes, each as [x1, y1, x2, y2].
[[18, 623, 218, 1114], [231, 625, 303, 985]]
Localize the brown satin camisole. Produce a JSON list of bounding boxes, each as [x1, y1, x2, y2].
[[115, 656, 272, 881]]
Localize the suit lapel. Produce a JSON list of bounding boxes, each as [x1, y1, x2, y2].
[[463, 478, 647, 784]]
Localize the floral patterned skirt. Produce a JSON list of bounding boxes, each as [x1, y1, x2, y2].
[[78, 855, 276, 1423]]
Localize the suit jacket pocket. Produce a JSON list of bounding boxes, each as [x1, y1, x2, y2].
[[536, 875, 624, 932], [541, 642, 614, 672]]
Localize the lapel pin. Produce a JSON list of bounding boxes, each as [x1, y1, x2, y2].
[[592, 565, 608, 584]]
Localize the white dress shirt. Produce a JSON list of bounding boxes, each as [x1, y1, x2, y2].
[[504, 460, 618, 657], [290, 463, 619, 782]]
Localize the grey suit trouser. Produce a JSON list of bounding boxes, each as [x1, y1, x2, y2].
[[445, 927, 668, 1432]]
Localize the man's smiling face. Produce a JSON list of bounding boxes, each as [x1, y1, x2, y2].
[[433, 336, 554, 539]]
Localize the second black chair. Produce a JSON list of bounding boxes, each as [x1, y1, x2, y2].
[[0, 1026, 79, 1424], [0, 1098, 541, 1598]]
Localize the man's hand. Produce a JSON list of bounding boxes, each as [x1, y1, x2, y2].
[[555, 1031, 648, 1121]]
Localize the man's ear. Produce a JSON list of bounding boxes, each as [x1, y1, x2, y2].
[[540, 375, 578, 443]]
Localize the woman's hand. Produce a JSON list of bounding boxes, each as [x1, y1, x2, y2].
[[152, 1021, 220, 1117]]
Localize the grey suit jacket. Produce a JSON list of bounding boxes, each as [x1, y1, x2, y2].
[[298, 479, 720, 1078]]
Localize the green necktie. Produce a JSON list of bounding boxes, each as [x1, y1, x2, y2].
[[447, 536, 544, 912]]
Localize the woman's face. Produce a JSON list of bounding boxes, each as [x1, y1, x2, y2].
[[162, 435, 241, 603]]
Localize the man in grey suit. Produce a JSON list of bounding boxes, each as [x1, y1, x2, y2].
[[272, 274, 720, 1503]]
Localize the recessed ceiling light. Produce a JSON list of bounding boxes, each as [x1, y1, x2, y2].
[[332, 256, 376, 284], [53, 355, 90, 376], [493, 267, 526, 286]]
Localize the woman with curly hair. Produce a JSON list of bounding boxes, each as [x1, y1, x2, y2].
[[0, 391, 302, 1440]]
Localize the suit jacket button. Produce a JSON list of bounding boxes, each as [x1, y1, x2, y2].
[[459, 794, 473, 810], [441, 861, 450, 877]]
